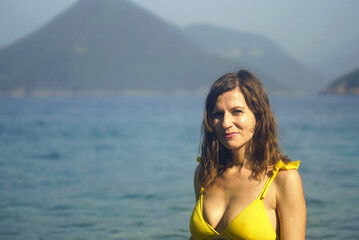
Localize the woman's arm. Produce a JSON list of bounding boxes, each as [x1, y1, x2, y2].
[[276, 170, 306, 240], [193, 164, 202, 201]]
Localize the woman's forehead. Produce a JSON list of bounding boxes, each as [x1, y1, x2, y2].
[[214, 89, 247, 109]]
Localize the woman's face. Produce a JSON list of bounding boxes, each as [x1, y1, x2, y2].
[[211, 88, 256, 152]]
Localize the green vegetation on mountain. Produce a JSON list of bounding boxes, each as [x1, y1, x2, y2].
[[322, 68, 359, 94]]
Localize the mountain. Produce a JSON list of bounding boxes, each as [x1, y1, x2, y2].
[[322, 68, 359, 94], [0, 0, 298, 96], [0, 0, 239, 95], [184, 24, 325, 93]]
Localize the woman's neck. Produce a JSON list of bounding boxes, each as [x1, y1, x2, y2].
[[230, 147, 251, 169]]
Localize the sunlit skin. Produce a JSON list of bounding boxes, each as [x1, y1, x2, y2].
[[190, 88, 306, 240]]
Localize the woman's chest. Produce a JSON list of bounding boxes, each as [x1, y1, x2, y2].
[[202, 173, 278, 234], [203, 177, 267, 231]]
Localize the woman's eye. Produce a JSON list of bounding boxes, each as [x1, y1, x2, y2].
[[212, 112, 223, 118], [233, 110, 242, 115]]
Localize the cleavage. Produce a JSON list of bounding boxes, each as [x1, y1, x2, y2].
[[203, 189, 261, 233], [202, 174, 268, 233]]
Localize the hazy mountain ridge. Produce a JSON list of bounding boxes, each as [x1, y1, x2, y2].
[[0, 0, 317, 96], [184, 24, 324, 93], [322, 68, 359, 94]]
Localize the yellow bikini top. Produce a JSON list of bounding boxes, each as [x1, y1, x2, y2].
[[189, 159, 300, 240]]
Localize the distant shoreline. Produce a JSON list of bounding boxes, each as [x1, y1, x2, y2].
[[0, 88, 347, 97], [0, 88, 211, 97], [0, 86, 359, 98], [321, 86, 359, 95]]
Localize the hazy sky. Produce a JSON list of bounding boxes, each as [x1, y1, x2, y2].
[[0, 0, 358, 65]]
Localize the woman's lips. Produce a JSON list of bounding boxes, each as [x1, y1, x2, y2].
[[223, 132, 239, 138]]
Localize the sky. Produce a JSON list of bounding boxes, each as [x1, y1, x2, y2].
[[0, 0, 358, 67]]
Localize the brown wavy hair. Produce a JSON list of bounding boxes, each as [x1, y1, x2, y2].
[[200, 70, 290, 189]]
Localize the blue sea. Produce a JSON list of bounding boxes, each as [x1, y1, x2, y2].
[[0, 94, 358, 239]]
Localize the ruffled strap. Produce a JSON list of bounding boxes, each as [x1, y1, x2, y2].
[[274, 160, 300, 171], [260, 160, 300, 199], [196, 157, 300, 199]]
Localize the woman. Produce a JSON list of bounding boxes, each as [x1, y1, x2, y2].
[[189, 70, 306, 240]]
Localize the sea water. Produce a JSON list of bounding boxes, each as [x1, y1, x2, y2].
[[0, 94, 358, 239]]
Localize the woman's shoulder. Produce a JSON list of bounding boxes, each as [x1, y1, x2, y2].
[[194, 157, 202, 182], [273, 161, 303, 198], [194, 163, 202, 180], [275, 168, 301, 187]]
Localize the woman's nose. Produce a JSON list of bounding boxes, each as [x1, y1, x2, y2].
[[222, 113, 233, 128]]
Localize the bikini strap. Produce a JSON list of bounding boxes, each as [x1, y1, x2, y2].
[[260, 160, 300, 199]]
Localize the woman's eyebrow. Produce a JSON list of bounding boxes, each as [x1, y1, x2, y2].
[[231, 106, 245, 109], [228, 106, 245, 111], [212, 106, 245, 112]]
